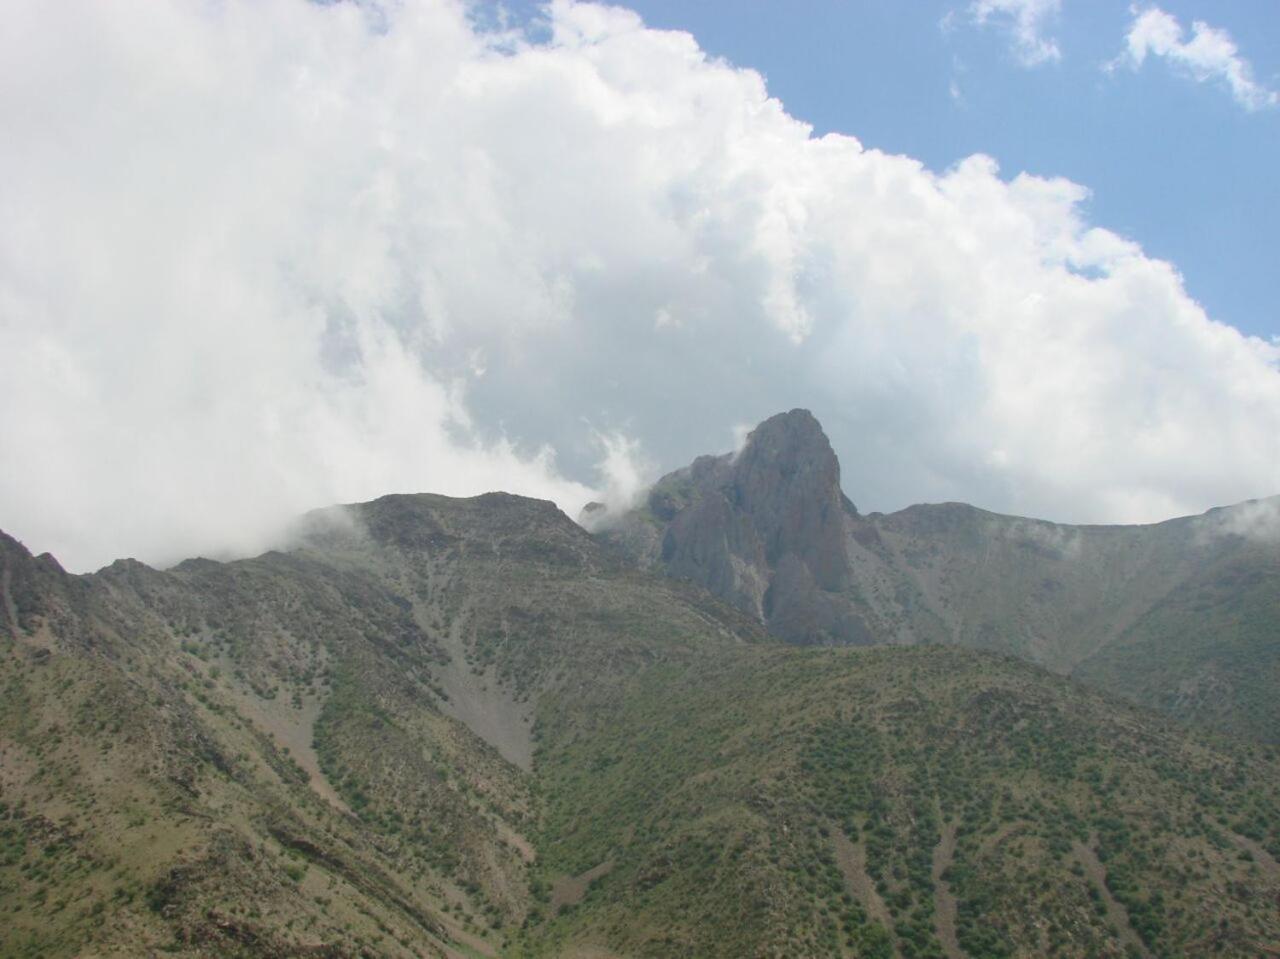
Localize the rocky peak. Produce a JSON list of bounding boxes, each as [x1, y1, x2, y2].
[[730, 410, 851, 591], [597, 410, 866, 644], [735, 409, 837, 483]]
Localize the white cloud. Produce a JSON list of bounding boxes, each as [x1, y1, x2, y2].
[[1114, 6, 1278, 111], [1, 0, 1279, 572], [1193, 496, 1280, 545], [590, 431, 652, 516], [968, 0, 1063, 66]]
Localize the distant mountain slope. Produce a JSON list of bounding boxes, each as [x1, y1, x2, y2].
[[3, 487, 1279, 957], [593, 410, 1280, 741], [852, 497, 1280, 746], [1073, 537, 1280, 743]]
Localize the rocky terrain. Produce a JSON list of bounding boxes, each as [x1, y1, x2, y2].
[[592, 409, 1280, 742], [1, 413, 1278, 957]]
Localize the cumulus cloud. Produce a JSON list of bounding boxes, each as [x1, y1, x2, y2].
[[1113, 6, 1278, 111], [968, 0, 1062, 66], [1, 0, 1279, 572]]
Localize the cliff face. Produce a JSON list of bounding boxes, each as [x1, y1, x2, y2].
[[729, 409, 851, 592], [593, 409, 869, 644]]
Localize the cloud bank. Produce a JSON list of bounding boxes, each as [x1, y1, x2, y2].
[[2, 0, 1279, 572], [1115, 6, 1278, 111]]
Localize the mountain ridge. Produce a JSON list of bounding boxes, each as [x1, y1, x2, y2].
[[3, 417, 1280, 957], [591, 409, 1280, 741]]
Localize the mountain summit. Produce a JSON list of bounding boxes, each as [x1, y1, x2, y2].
[[591, 409, 869, 644], [725, 409, 852, 587]]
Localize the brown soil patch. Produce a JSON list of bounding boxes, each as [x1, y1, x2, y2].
[[551, 860, 614, 913], [429, 603, 534, 771], [832, 828, 897, 945], [1230, 831, 1280, 885], [222, 680, 348, 813], [495, 819, 536, 863], [1072, 834, 1153, 959], [932, 822, 963, 959]]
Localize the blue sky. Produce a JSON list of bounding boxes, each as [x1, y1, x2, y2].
[[510, 0, 1279, 341]]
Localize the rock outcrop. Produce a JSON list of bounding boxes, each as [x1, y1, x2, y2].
[[590, 410, 1280, 741], [592, 409, 869, 644]]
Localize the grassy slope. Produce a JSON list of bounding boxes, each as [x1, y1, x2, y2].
[[0, 496, 758, 957], [848, 503, 1280, 742], [0, 529, 518, 958], [850, 504, 1208, 669], [1073, 543, 1280, 743], [4, 495, 1280, 958], [520, 646, 1280, 958]]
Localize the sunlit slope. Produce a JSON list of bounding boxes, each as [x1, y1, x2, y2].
[[519, 645, 1280, 958], [0, 494, 757, 958], [3, 490, 1279, 959]]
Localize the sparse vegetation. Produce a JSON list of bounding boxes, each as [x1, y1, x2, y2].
[[2, 488, 1278, 958]]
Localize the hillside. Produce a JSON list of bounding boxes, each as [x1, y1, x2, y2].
[[522, 645, 1280, 958], [2, 486, 1279, 957], [594, 410, 1280, 742], [0, 494, 756, 957]]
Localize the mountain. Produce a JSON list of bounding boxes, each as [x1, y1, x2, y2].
[[0, 495, 757, 958], [592, 409, 1280, 742], [526, 643, 1280, 958], [590, 409, 866, 646], [2, 453, 1279, 956]]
